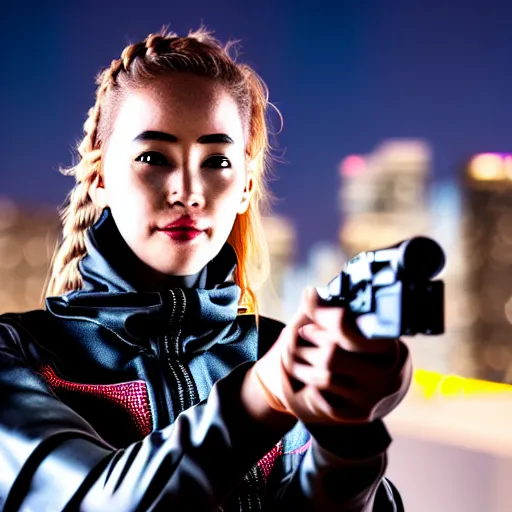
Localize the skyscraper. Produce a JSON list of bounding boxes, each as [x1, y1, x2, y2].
[[0, 198, 59, 314], [255, 215, 296, 322], [338, 139, 431, 257], [461, 153, 512, 383], [426, 179, 472, 376]]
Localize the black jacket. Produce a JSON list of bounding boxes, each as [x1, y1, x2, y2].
[[0, 211, 404, 511]]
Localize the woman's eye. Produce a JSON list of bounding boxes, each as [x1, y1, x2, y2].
[[135, 152, 168, 166], [203, 155, 231, 169]]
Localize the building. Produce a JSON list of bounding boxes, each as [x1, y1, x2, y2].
[[0, 198, 59, 314], [461, 153, 512, 383], [424, 179, 473, 376], [281, 241, 346, 322], [338, 139, 432, 258], [255, 215, 297, 322]]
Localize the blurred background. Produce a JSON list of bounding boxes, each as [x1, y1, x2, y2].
[[2, 1, 512, 509]]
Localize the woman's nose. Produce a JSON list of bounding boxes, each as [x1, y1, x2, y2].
[[167, 169, 205, 209]]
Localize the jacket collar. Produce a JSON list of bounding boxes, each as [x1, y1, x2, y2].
[[45, 209, 242, 355]]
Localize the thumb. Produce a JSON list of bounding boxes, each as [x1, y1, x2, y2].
[[289, 286, 318, 330]]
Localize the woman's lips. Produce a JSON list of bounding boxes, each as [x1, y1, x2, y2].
[[160, 228, 204, 241]]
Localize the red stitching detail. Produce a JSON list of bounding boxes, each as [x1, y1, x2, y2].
[[285, 438, 312, 455], [39, 365, 153, 437], [257, 441, 283, 480]]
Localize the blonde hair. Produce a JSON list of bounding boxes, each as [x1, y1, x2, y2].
[[45, 28, 276, 314]]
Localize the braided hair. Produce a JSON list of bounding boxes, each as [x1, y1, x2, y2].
[[45, 28, 275, 314]]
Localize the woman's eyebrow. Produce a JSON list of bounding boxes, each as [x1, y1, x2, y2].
[[132, 131, 234, 144]]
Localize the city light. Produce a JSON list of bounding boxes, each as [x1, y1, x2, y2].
[[413, 368, 512, 399], [340, 154, 366, 176], [468, 152, 512, 181]]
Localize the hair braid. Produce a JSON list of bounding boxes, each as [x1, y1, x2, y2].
[[46, 40, 155, 297]]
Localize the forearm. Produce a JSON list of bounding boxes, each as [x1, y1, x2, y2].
[[241, 363, 297, 435]]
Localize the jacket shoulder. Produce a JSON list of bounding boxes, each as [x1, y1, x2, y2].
[[237, 314, 285, 358], [258, 315, 285, 339], [0, 308, 52, 330], [0, 309, 53, 346], [259, 316, 286, 357]]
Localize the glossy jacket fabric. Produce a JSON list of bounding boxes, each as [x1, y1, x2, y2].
[[0, 211, 404, 511]]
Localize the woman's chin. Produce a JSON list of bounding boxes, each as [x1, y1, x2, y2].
[[149, 252, 208, 277], [140, 234, 223, 277]]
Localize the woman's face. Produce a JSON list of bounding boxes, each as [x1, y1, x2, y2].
[[96, 73, 252, 276]]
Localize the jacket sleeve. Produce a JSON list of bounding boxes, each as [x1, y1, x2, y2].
[[0, 321, 284, 511], [265, 421, 403, 512]]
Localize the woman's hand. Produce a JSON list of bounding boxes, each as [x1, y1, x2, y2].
[[248, 286, 412, 425]]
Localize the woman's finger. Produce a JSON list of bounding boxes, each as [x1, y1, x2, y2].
[[285, 358, 372, 397], [297, 385, 375, 424], [297, 323, 400, 380]]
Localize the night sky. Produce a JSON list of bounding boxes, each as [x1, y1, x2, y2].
[[2, 0, 512, 259]]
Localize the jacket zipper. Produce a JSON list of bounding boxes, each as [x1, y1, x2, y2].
[[238, 465, 264, 511], [163, 288, 199, 415], [164, 289, 264, 511]]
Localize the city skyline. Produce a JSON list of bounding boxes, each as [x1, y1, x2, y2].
[[2, 0, 512, 259], [1, 151, 512, 385]]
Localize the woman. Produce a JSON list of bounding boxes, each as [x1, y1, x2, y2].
[[0, 28, 411, 511]]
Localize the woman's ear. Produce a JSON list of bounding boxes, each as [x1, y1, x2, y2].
[[88, 174, 108, 209], [238, 173, 254, 214]]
